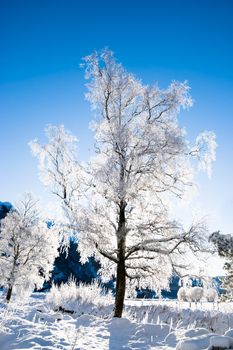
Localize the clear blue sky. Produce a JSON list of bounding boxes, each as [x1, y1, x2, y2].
[[0, 0, 232, 233]]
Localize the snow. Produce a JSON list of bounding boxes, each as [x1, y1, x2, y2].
[[1, 294, 233, 349], [209, 335, 232, 348], [0, 296, 175, 350], [225, 329, 233, 338], [176, 333, 217, 350], [183, 328, 210, 337]]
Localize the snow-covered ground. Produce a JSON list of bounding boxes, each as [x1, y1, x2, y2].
[[1, 293, 233, 350]]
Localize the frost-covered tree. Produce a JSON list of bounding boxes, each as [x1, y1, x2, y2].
[[30, 49, 217, 317], [209, 231, 233, 295], [0, 193, 59, 301]]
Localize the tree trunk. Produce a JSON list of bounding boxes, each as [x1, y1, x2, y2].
[[114, 199, 127, 318], [114, 256, 126, 317], [6, 285, 13, 302]]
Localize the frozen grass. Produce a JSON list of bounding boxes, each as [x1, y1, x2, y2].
[[125, 300, 233, 335], [0, 305, 13, 334], [46, 279, 114, 316], [0, 290, 31, 334]]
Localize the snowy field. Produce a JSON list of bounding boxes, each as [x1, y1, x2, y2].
[[1, 292, 233, 350]]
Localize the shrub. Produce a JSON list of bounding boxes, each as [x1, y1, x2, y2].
[[46, 278, 113, 315]]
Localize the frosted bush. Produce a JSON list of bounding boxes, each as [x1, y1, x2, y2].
[[46, 279, 113, 314], [177, 286, 204, 303], [205, 288, 218, 302]]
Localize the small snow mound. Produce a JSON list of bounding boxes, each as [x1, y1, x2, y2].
[[176, 334, 216, 350], [164, 331, 177, 346], [184, 328, 210, 338], [225, 329, 233, 338], [142, 323, 171, 336], [135, 323, 172, 342], [110, 317, 131, 327], [209, 335, 232, 348], [76, 313, 99, 326], [176, 339, 200, 350]]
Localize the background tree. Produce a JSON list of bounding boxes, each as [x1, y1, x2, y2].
[[31, 49, 216, 317], [0, 202, 12, 220], [209, 231, 233, 296], [0, 193, 59, 301]]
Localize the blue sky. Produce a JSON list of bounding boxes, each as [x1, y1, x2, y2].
[[0, 0, 233, 233]]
